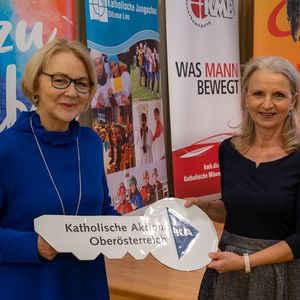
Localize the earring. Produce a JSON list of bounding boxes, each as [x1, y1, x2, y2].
[[33, 95, 39, 106]]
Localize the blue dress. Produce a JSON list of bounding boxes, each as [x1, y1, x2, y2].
[[0, 111, 118, 300], [129, 191, 144, 209]]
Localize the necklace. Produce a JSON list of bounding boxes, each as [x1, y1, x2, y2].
[[30, 115, 82, 215]]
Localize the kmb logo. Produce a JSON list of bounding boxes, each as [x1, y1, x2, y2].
[[186, 0, 235, 26], [190, 0, 206, 19]]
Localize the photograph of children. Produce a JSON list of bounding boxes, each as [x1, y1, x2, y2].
[[138, 111, 154, 165], [92, 122, 136, 174], [106, 161, 168, 215], [90, 50, 112, 123], [133, 100, 165, 166], [93, 125, 110, 169], [140, 170, 155, 206], [108, 54, 132, 124], [115, 182, 133, 215], [151, 167, 164, 202], [128, 175, 144, 210], [128, 39, 160, 100], [90, 47, 136, 175], [90, 48, 133, 126], [150, 102, 165, 161]]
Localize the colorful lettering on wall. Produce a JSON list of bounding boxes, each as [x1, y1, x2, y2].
[[0, 0, 76, 131], [254, 0, 300, 68]]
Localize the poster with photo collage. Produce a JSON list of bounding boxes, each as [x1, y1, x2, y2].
[[85, 0, 168, 214]]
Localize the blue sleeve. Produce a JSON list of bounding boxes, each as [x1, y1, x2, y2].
[[0, 229, 40, 263], [0, 174, 40, 264], [285, 183, 300, 259]]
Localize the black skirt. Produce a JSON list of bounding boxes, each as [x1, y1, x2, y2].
[[199, 231, 300, 300]]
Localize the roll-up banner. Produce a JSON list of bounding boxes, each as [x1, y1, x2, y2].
[[0, 0, 76, 132], [84, 0, 168, 214], [253, 0, 300, 68], [166, 0, 241, 198]]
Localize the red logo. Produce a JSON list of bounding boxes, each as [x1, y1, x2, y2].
[[186, 0, 235, 28], [268, 0, 291, 38], [191, 0, 206, 19]]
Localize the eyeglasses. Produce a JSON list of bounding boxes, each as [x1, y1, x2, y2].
[[41, 72, 93, 94]]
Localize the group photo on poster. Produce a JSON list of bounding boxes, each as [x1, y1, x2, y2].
[[133, 99, 165, 166], [133, 40, 160, 99], [90, 49, 134, 174], [106, 159, 168, 215], [90, 39, 163, 175], [90, 42, 167, 213], [85, 0, 168, 214]]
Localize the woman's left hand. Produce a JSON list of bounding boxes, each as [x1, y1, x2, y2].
[[207, 251, 244, 273], [38, 235, 58, 261]]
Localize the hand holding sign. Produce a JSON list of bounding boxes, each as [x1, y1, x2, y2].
[[34, 198, 218, 271]]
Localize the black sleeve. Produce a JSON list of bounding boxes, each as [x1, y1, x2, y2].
[[218, 139, 227, 201], [285, 183, 300, 258]]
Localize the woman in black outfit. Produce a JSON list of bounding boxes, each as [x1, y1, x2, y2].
[[186, 56, 300, 300]]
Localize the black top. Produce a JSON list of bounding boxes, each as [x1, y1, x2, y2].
[[220, 138, 300, 258]]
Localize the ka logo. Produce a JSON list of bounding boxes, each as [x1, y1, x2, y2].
[[89, 0, 108, 23], [166, 207, 199, 259]]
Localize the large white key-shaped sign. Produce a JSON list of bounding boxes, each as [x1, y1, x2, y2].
[[34, 198, 218, 271]]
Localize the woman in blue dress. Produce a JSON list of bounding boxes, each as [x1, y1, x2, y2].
[[0, 38, 118, 299]]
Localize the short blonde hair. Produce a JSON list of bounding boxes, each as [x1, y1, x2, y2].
[[21, 38, 97, 105], [234, 56, 300, 153]]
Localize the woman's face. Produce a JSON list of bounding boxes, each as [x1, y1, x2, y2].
[[143, 174, 149, 185], [245, 69, 296, 132], [130, 183, 136, 193], [37, 51, 90, 131], [110, 61, 119, 77], [118, 189, 126, 202], [111, 132, 117, 143], [100, 130, 106, 139], [154, 111, 160, 122], [94, 57, 104, 76]]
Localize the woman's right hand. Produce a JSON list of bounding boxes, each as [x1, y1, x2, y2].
[[38, 236, 58, 260], [185, 197, 226, 223], [184, 197, 208, 212]]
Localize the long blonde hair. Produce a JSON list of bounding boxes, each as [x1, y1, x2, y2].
[[233, 56, 300, 154]]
